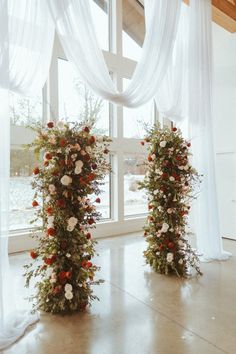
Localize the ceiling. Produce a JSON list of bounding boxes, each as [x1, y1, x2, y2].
[[95, 0, 236, 49], [137, 0, 236, 32]]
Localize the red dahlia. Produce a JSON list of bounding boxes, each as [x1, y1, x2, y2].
[[47, 121, 54, 128], [89, 136, 96, 144], [45, 153, 52, 160], [57, 199, 66, 208], [83, 126, 90, 133], [47, 227, 56, 236]]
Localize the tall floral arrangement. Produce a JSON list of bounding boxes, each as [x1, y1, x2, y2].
[[139, 124, 202, 277], [24, 121, 111, 314]]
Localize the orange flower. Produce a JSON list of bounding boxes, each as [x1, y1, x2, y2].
[[59, 138, 66, 147], [46, 206, 53, 215], [32, 200, 39, 207], [33, 167, 40, 175], [30, 251, 38, 259]]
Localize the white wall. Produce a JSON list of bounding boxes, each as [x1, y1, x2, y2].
[[213, 23, 236, 239]]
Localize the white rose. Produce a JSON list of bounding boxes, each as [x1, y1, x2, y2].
[[67, 225, 74, 232], [151, 154, 156, 160], [178, 240, 185, 247], [65, 291, 73, 300], [65, 283, 73, 292], [160, 141, 167, 148], [57, 121, 66, 130], [96, 136, 104, 143], [45, 196, 51, 203], [61, 175, 72, 186], [48, 184, 56, 194], [169, 176, 175, 182], [71, 154, 77, 161], [161, 223, 169, 233], [75, 160, 84, 175], [66, 253, 71, 258], [68, 217, 78, 227], [178, 259, 183, 265], [167, 253, 174, 263], [167, 208, 172, 214], [47, 216, 54, 227], [85, 146, 92, 154]]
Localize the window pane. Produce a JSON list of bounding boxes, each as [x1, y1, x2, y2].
[[96, 173, 111, 219], [123, 79, 155, 138], [122, 0, 144, 61], [58, 59, 109, 136], [124, 154, 147, 217], [90, 0, 109, 51], [9, 91, 42, 127], [10, 150, 40, 231]]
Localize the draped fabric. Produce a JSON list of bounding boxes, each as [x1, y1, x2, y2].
[[155, 0, 230, 261], [48, 0, 181, 107], [0, 0, 54, 349], [155, 3, 189, 122], [188, 0, 231, 260]]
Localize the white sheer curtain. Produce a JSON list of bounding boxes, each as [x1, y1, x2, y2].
[[155, 0, 230, 261], [188, 0, 231, 260], [48, 0, 181, 107], [155, 2, 189, 122], [0, 0, 54, 349]]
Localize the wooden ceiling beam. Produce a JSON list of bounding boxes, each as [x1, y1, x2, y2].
[[183, 0, 236, 32]]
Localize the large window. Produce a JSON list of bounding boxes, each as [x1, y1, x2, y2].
[[11, 0, 158, 245], [124, 154, 147, 216], [10, 91, 43, 231], [58, 58, 110, 135], [89, 0, 110, 51], [123, 79, 155, 138]]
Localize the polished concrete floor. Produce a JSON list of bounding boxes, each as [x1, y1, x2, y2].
[[2, 233, 236, 354]]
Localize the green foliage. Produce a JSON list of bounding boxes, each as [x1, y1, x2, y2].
[[139, 124, 202, 277], [24, 120, 111, 314]]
